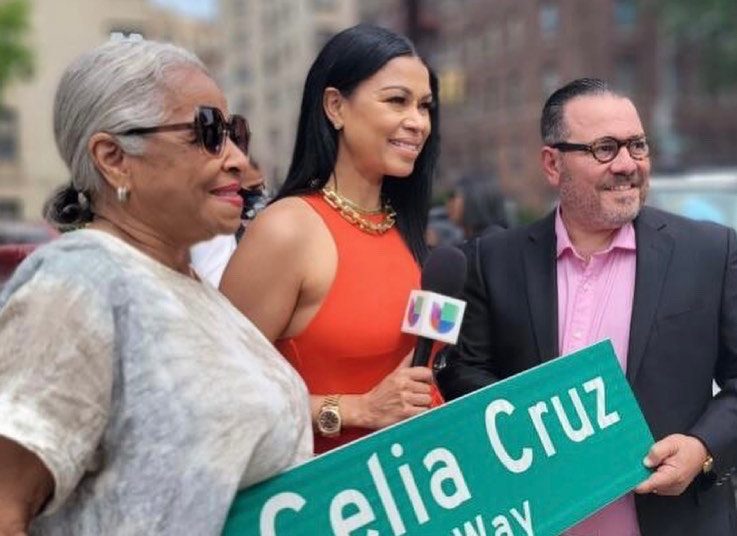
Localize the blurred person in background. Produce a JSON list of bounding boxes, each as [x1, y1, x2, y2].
[[447, 173, 509, 239], [237, 159, 269, 229], [0, 39, 311, 535], [425, 204, 463, 248], [191, 157, 267, 286], [221, 24, 439, 454]]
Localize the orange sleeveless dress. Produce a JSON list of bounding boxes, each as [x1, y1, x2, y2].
[[276, 194, 420, 454]]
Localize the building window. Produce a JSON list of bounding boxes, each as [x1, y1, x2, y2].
[[313, 0, 336, 9], [483, 143, 497, 172], [315, 30, 335, 51], [614, 0, 637, 29], [236, 66, 252, 84], [266, 90, 280, 109], [233, 1, 246, 16], [541, 66, 560, 99], [539, 3, 559, 38], [507, 16, 525, 50], [616, 56, 637, 95], [232, 28, 249, 47], [236, 96, 252, 117], [484, 26, 502, 56], [0, 199, 21, 220], [508, 145, 525, 178], [269, 128, 280, 153], [263, 51, 280, 74], [484, 75, 498, 112], [0, 107, 17, 161], [262, 6, 277, 32], [439, 68, 466, 105], [506, 72, 522, 108]]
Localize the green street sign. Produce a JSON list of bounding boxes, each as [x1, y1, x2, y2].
[[224, 340, 654, 536]]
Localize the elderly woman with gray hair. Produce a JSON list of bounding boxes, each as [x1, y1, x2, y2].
[[0, 39, 311, 535]]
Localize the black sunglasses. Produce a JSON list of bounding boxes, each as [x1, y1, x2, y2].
[[119, 106, 250, 156]]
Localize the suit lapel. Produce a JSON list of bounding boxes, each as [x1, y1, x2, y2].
[[627, 208, 674, 384], [523, 212, 559, 362]]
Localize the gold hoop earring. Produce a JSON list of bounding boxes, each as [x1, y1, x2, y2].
[[116, 185, 130, 203]]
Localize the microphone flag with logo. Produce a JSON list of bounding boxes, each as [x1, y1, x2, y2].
[[402, 246, 467, 366]]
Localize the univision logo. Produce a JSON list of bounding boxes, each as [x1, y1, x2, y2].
[[430, 301, 460, 333], [407, 296, 424, 327]]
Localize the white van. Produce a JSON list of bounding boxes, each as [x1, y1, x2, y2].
[[647, 168, 737, 229]]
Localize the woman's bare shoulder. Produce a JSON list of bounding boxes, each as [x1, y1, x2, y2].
[[243, 196, 323, 248]]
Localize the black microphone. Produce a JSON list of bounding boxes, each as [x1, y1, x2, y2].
[[404, 246, 468, 367]]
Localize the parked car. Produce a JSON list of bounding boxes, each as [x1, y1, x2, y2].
[[647, 169, 737, 229], [0, 221, 58, 286], [0, 220, 58, 245]]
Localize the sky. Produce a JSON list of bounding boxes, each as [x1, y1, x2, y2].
[[151, 0, 217, 20]]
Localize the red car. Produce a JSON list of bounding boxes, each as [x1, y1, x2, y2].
[[0, 222, 58, 284]]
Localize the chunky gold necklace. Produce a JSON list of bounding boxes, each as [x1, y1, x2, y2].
[[328, 191, 383, 215], [321, 186, 396, 235]]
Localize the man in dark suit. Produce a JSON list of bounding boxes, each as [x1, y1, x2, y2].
[[437, 78, 737, 535]]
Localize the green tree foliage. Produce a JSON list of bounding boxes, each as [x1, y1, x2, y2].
[[0, 0, 33, 99], [657, 0, 737, 90]]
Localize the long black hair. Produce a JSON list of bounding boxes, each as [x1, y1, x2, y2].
[[274, 24, 440, 262]]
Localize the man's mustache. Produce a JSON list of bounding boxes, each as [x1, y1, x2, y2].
[[601, 173, 646, 189]]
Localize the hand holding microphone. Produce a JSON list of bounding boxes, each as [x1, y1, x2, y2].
[[353, 351, 434, 429], [342, 247, 468, 428]]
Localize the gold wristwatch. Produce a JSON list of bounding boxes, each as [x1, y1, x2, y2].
[[317, 394, 342, 437], [703, 454, 714, 474]]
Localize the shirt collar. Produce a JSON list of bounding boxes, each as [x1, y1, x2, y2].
[[555, 205, 636, 259]]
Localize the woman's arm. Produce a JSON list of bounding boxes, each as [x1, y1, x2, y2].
[[0, 257, 114, 523], [221, 199, 317, 342], [0, 437, 54, 536], [310, 352, 434, 431]]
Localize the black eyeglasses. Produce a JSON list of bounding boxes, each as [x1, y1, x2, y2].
[[550, 136, 650, 164], [119, 106, 250, 156]]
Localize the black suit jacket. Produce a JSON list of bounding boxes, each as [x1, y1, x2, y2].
[[437, 206, 737, 535]]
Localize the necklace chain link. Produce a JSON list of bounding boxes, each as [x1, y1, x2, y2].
[[321, 187, 396, 235]]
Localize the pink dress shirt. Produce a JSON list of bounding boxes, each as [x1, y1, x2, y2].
[[555, 209, 641, 536]]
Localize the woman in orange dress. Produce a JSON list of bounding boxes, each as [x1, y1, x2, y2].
[[221, 24, 440, 454]]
